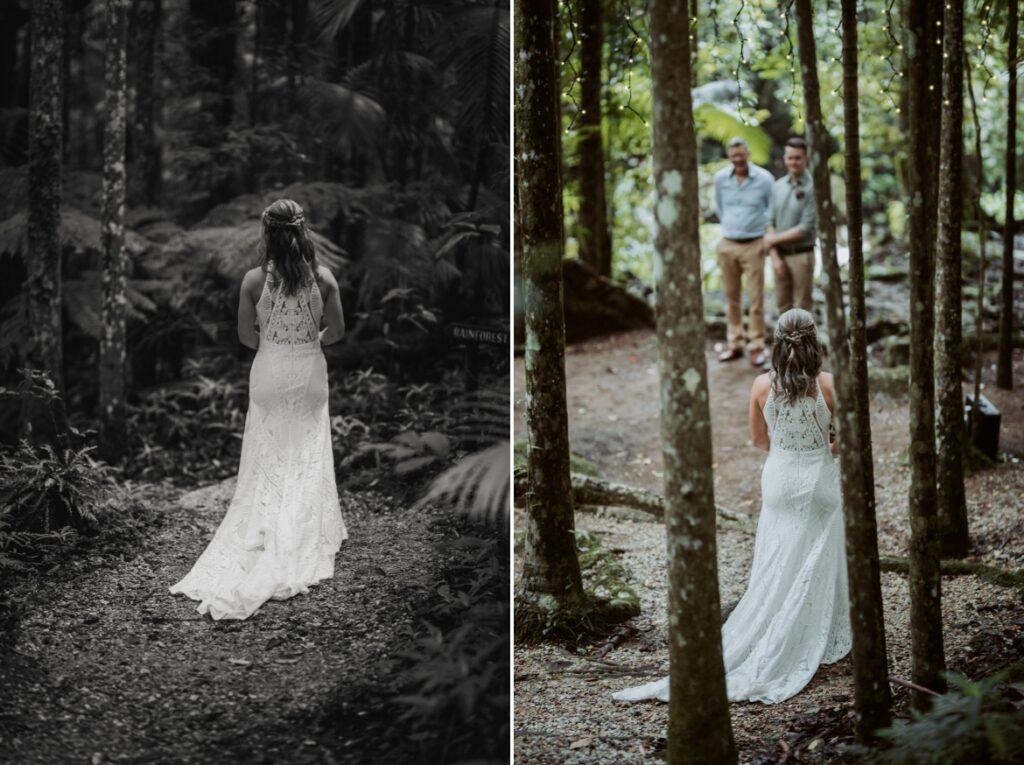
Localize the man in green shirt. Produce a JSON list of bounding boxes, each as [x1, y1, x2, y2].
[[764, 137, 817, 314]]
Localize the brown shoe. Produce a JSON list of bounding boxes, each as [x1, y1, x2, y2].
[[718, 348, 744, 362], [750, 350, 768, 367]]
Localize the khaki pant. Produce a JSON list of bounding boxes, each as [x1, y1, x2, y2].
[[717, 238, 765, 352], [775, 250, 815, 314]]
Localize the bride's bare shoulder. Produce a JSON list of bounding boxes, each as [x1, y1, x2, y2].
[[240, 267, 266, 299], [751, 372, 772, 404]]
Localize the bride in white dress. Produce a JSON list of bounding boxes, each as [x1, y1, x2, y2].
[[614, 308, 851, 704], [170, 199, 349, 620]]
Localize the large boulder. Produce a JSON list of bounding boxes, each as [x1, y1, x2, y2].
[[513, 259, 655, 347]]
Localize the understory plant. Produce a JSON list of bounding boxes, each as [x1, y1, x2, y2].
[[388, 525, 509, 763], [854, 672, 1024, 764]]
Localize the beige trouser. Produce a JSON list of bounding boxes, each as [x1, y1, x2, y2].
[[775, 250, 815, 314], [717, 238, 765, 352]]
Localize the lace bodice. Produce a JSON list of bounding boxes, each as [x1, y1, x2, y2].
[[763, 382, 831, 453], [255, 269, 323, 346]]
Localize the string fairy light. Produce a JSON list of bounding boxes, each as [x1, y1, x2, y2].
[[879, 0, 903, 112]]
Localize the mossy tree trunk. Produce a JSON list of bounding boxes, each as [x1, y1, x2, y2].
[[835, 0, 893, 742], [22, 0, 66, 443], [649, 1, 736, 762], [100, 0, 130, 463], [996, 0, 1017, 390], [515, 0, 586, 612], [577, 0, 611, 278], [905, 0, 947, 706], [128, 0, 162, 205], [935, 0, 968, 559]]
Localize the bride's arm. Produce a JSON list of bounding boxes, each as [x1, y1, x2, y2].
[[749, 374, 771, 451], [237, 270, 261, 349], [318, 266, 346, 346]]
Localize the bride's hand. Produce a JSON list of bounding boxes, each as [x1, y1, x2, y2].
[[318, 327, 328, 343]]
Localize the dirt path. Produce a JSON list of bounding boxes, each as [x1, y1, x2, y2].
[[514, 331, 1024, 764], [0, 481, 442, 764]]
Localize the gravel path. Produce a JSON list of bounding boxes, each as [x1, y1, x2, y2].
[[0, 480, 442, 764], [514, 331, 1024, 764]]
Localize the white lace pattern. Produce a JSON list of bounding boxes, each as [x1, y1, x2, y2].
[[613, 381, 851, 704], [169, 270, 347, 620]]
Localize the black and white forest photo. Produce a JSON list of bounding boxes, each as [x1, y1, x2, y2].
[[0, 0, 511, 763]]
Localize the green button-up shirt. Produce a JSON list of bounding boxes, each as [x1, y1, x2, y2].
[[768, 171, 816, 254]]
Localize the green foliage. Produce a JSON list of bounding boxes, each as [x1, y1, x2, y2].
[[576, 529, 641, 620], [853, 673, 1024, 765], [512, 439, 602, 480]]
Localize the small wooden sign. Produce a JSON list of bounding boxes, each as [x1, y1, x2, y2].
[[445, 323, 510, 346]]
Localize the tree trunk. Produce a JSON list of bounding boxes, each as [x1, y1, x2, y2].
[[128, 0, 162, 205], [287, 0, 308, 109], [576, 0, 611, 278], [905, 0, 947, 705], [100, 0, 130, 463], [966, 60, 988, 442], [649, 1, 736, 762], [836, 0, 893, 741], [0, 4, 27, 109], [996, 0, 1018, 390], [23, 0, 66, 442], [467, 0, 501, 212], [515, 0, 586, 607], [188, 0, 237, 127], [935, 0, 968, 559]]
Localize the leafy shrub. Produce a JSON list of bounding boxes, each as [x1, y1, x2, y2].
[[126, 355, 248, 481], [854, 673, 1024, 764], [389, 529, 509, 763]]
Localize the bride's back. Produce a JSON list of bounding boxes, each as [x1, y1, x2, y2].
[[256, 268, 323, 346]]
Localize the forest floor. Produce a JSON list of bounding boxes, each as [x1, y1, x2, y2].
[[513, 328, 1024, 764], [0, 480, 448, 764]]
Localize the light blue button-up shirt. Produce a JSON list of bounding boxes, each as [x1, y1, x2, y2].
[[713, 163, 774, 239]]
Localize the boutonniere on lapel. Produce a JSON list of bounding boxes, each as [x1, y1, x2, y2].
[[794, 189, 805, 200]]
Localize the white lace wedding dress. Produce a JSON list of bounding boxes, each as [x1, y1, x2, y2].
[[170, 270, 348, 620], [613, 382, 851, 704]]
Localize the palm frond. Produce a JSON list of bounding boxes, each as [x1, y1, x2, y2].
[[296, 78, 387, 159], [313, 0, 368, 40], [692, 101, 772, 164], [0, 208, 149, 261], [414, 441, 509, 527]]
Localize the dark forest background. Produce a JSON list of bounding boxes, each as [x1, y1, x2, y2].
[[0, 1, 510, 762]]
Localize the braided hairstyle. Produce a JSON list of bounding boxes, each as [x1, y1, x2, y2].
[[769, 308, 824, 403], [258, 199, 318, 296]]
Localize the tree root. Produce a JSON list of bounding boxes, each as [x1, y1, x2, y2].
[[514, 472, 756, 532], [878, 556, 1024, 588]]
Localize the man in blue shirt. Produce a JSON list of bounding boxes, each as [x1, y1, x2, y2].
[[713, 138, 774, 366]]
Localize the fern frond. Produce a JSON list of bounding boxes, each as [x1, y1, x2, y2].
[[415, 441, 509, 527]]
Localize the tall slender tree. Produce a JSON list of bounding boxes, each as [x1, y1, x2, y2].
[[649, 1, 736, 762], [935, 0, 968, 558], [128, 0, 162, 205], [577, 0, 611, 277], [188, 0, 237, 127], [905, 0, 947, 704], [22, 0, 66, 441], [100, 0, 130, 462], [835, 0, 893, 741], [515, 0, 587, 618], [996, 0, 1018, 390]]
